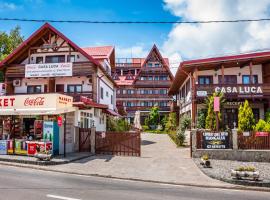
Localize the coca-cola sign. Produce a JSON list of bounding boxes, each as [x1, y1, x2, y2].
[[24, 97, 45, 106]]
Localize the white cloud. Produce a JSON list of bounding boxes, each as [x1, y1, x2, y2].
[[162, 0, 270, 60], [0, 2, 18, 10], [116, 44, 149, 58]]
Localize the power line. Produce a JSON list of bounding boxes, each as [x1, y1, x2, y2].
[[2, 18, 270, 24]]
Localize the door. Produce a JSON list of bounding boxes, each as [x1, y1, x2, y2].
[[223, 109, 238, 129]]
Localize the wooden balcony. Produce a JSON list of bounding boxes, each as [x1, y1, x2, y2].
[[134, 80, 171, 88], [5, 61, 96, 78], [116, 93, 171, 99], [63, 92, 95, 102], [125, 106, 170, 112], [195, 83, 270, 98]]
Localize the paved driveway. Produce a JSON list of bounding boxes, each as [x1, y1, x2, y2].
[[47, 133, 229, 187]]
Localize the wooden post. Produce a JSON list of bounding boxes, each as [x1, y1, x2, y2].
[[64, 113, 66, 157], [221, 64, 224, 84], [249, 61, 253, 84], [191, 72, 197, 128], [215, 111, 219, 131]]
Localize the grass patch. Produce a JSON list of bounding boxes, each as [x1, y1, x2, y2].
[[167, 130, 183, 147]]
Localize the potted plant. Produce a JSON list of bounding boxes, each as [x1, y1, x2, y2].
[[254, 119, 270, 136], [200, 154, 211, 168], [231, 166, 260, 181]]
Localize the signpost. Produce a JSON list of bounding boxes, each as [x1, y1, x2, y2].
[[214, 97, 220, 131], [202, 132, 230, 149]]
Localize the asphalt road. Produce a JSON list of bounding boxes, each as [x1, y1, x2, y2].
[[0, 165, 269, 200]]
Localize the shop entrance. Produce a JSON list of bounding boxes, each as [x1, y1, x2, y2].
[[223, 108, 238, 129]]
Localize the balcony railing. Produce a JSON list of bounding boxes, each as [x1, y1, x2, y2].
[[125, 106, 170, 112], [195, 83, 270, 98], [117, 93, 171, 98], [63, 92, 95, 102]]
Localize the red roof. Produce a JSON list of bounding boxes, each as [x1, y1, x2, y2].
[[82, 46, 114, 59], [103, 109, 121, 116], [114, 76, 134, 86], [0, 23, 117, 86], [74, 96, 108, 109]]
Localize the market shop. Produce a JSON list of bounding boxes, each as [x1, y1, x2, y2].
[[0, 93, 75, 156]]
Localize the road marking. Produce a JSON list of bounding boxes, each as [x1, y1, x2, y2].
[[46, 194, 81, 200]]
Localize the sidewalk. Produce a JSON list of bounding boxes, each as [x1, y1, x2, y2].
[[0, 152, 93, 165]]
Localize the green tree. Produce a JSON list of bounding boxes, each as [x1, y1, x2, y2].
[[0, 26, 24, 61], [205, 92, 224, 131], [197, 109, 207, 129], [148, 106, 160, 126], [165, 112, 177, 132], [238, 100, 255, 131], [0, 26, 24, 82]]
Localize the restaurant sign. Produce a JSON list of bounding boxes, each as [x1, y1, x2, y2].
[[25, 62, 73, 78], [202, 132, 230, 149], [215, 86, 262, 94]]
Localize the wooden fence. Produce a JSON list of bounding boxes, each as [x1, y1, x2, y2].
[[238, 132, 270, 150], [95, 131, 141, 156]]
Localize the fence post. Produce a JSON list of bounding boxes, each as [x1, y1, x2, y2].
[[91, 127, 96, 154], [190, 129, 197, 157], [232, 128, 238, 150]]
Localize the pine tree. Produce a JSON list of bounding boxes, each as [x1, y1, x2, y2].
[[238, 100, 255, 131]]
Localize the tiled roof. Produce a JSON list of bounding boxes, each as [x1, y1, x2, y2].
[[114, 76, 134, 86], [82, 46, 114, 59]]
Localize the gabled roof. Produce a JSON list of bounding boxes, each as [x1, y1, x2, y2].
[[82, 46, 114, 59], [0, 23, 116, 86], [133, 44, 174, 83], [114, 76, 134, 86], [169, 50, 270, 95]]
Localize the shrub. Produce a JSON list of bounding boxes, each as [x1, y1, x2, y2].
[[165, 112, 177, 132], [197, 109, 207, 129], [265, 109, 270, 123], [148, 106, 160, 126], [255, 119, 270, 132], [176, 127, 186, 146], [107, 117, 130, 132], [161, 115, 168, 130], [180, 114, 191, 131], [238, 100, 255, 131], [142, 125, 149, 132]]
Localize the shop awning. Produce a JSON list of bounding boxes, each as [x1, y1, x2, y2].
[[0, 93, 75, 115], [73, 96, 108, 109], [103, 109, 121, 116]]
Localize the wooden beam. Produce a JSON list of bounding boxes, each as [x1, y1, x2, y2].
[[249, 61, 253, 84], [221, 64, 224, 84]]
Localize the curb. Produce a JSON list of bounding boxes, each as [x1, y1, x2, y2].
[[0, 161, 270, 192], [0, 154, 94, 166]]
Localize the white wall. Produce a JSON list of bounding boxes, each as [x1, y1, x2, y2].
[[77, 108, 106, 131], [97, 68, 115, 110]]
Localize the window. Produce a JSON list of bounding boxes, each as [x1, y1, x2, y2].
[[94, 108, 99, 117], [140, 76, 147, 80], [242, 75, 258, 84], [117, 89, 121, 95], [100, 87, 104, 99], [122, 89, 126, 94], [160, 89, 167, 95], [154, 76, 159, 81], [111, 95, 113, 104], [27, 85, 41, 94], [252, 108, 260, 123], [159, 76, 168, 81], [198, 76, 213, 85], [67, 55, 75, 62], [36, 57, 43, 64], [127, 89, 134, 94], [56, 84, 64, 93], [148, 76, 153, 81], [147, 63, 152, 67], [154, 63, 160, 67], [106, 91, 109, 97], [218, 75, 237, 84], [45, 55, 65, 63], [67, 85, 82, 93]]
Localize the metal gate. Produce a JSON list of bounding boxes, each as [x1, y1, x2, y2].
[[79, 128, 91, 152]]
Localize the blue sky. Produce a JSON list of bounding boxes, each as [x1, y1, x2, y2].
[[0, 0, 178, 58]]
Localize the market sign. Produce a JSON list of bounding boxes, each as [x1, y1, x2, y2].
[[25, 62, 73, 78], [202, 132, 230, 149], [0, 93, 74, 115], [215, 86, 262, 94], [255, 132, 269, 137]]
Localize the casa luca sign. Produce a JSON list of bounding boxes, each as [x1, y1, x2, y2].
[[25, 62, 73, 78], [214, 86, 262, 95], [202, 132, 230, 149]]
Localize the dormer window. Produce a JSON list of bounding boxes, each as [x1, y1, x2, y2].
[[36, 57, 43, 64]]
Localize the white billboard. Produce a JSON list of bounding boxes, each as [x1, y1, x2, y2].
[[25, 62, 73, 78]]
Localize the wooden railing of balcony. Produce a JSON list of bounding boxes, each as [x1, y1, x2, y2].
[[125, 106, 170, 112], [117, 93, 171, 98], [134, 80, 171, 87], [195, 83, 270, 98]]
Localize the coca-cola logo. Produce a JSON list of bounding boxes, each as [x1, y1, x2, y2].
[[24, 97, 45, 106]]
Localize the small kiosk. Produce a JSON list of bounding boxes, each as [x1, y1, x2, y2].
[[0, 93, 75, 156]]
